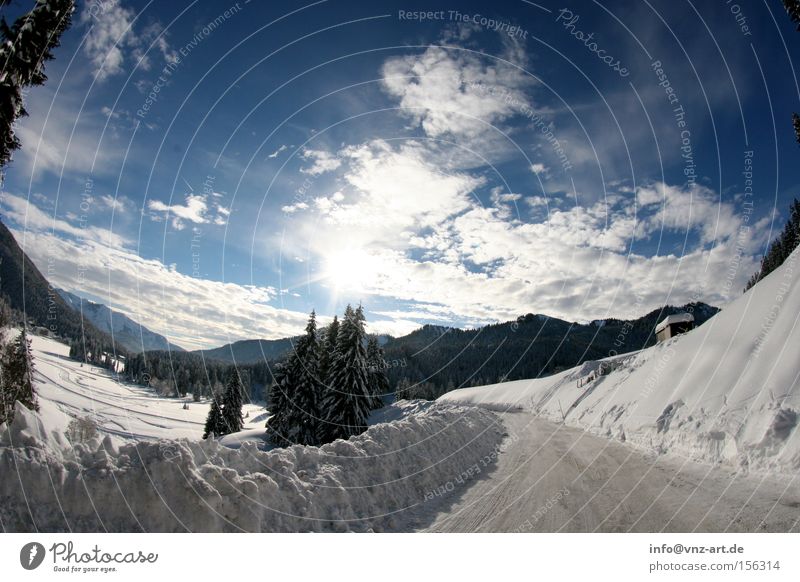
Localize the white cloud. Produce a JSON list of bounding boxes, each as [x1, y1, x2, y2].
[[268, 35, 768, 330], [98, 194, 132, 213], [267, 145, 290, 159], [300, 149, 342, 176], [147, 194, 228, 231], [636, 182, 741, 245], [6, 220, 314, 350], [530, 163, 548, 175], [279, 163, 767, 326], [331, 140, 482, 236], [281, 201, 308, 214], [1, 192, 128, 248], [11, 85, 123, 180], [380, 45, 534, 139], [80, 0, 174, 82], [281, 141, 485, 275]]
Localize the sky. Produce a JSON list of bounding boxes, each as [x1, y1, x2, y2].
[[1, 0, 800, 350]]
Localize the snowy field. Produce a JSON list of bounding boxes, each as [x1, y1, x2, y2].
[[441, 249, 800, 475], [28, 334, 267, 444]]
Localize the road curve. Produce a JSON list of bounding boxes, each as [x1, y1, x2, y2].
[[424, 412, 800, 532]]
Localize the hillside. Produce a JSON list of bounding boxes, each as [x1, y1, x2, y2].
[[195, 337, 299, 364], [0, 219, 123, 357], [58, 288, 184, 353], [441, 250, 800, 474], [195, 333, 392, 365], [22, 334, 263, 441], [383, 302, 719, 396]]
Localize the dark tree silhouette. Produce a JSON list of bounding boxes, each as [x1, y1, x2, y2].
[[0, 0, 75, 170]]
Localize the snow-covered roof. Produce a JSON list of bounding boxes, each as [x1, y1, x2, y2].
[[655, 312, 694, 333]]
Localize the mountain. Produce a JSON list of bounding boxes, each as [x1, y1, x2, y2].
[[57, 289, 184, 354], [381, 302, 720, 397], [0, 218, 121, 355], [194, 333, 392, 364], [196, 337, 300, 364]]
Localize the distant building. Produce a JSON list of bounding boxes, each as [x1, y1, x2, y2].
[[99, 351, 127, 373], [655, 313, 694, 343]]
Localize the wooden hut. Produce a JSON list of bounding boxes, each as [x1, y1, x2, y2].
[[655, 313, 694, 343]]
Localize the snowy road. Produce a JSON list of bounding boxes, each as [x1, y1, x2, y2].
[[425, 412, 800, 532]]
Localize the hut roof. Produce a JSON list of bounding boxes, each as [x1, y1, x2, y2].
[[655, 312, 694, 334]]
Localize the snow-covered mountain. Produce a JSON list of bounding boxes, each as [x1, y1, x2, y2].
[[57, 289, 184, 353], [441, 249, 800, 475]]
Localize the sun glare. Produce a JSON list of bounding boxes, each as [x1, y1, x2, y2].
[[323, 248, 379, 292]]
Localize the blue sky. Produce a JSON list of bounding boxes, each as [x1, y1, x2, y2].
[[2, 0, 799, 349]]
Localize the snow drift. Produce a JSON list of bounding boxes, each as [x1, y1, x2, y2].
[[0, 401, 504, 532], [441, 249, 800, 474]]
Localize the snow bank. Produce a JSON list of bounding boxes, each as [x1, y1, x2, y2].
[[0, 401, 503, 532], [217, 400, 438, 451], [441, 249, 800, 475]]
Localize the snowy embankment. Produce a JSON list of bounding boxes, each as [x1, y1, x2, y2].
[[0, 400, 503, 532], [441, 249, 800, 475]]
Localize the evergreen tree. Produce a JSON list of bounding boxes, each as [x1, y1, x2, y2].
[[784, 0, 800, 31], [320, 305, 372, 442], [220, 370, 244, 434], [202, 392, 225, 439], [394, 377, 412, 401], [286, 310, 322, 446], [0, 0, 75, 171], [366, 335, 388, 410], [318, 315, 339, 386], [265, 361, 294, 446], [0, 328, 38, 424], [0, 296, 10, 333], [744, 198, 800, 291]]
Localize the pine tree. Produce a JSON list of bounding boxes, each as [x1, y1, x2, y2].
[[318, 315, 339, 387], [202, 392, 225, 439], [744, 197, 800, 292], [0, 0, 75, 171], [0, 328, 38, 424], [784, 0, 800, 31], [286, 310, 322, 446], [394, 377, 412, 401], [265, 361, 294, 446], [366, 335, 388, 410], [220, 370, 244, 435], [320, 305, 372, 442]]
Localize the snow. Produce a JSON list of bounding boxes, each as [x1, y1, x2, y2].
[[425, 412, 800, 532], [1, 336, 505, 532], [219, 400, 437, 450], [25, 334, 265, 444], [368, 398, 437, 424], [440, 248, 800, 475], [0, 401, 504, 532]]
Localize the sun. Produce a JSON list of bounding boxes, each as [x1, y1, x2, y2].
[[323, 248, 379, 293]]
